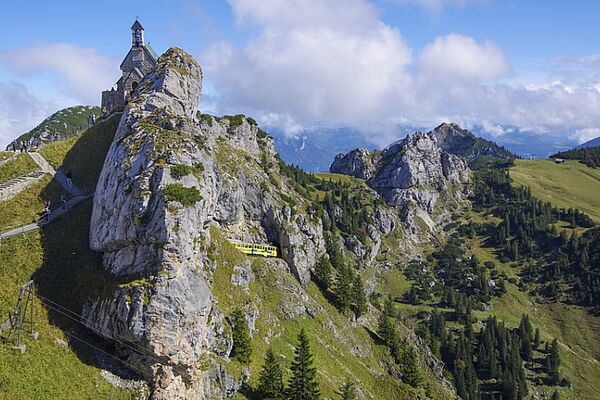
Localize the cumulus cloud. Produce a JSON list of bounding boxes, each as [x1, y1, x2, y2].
[[418, 34, 510, 82], [200, 0, 600, 146], [204, 0, 412, 129], [0, 82, 56, 148], [0, 43, 119, 104], [572, 128, 600, 144]]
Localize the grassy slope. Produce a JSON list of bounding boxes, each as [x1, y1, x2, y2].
[[0, 115, 119, 232], [0, 113, 132, 399], [0, 204, 134, 400], [0, 175, 66, 231], [208, 228, 450, 400], [0, 154, 39, 184], [511, 159, 600, 222], [474, 160, 600, 399], [469, 235, 600, 400]]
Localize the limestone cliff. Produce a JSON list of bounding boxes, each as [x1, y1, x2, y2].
[[83, 48, 325, 398], [330, 132, 470, 238]]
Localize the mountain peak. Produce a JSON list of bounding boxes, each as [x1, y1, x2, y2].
[[136, 47, 203, 120]]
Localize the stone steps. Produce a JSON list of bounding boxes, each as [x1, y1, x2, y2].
[[0, 171, 47, 201]]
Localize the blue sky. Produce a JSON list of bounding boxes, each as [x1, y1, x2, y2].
[[1, 0, 600, 148]]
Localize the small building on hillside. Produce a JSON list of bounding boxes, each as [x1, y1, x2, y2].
[[101, 20, 158, 114], [553, 158, 565, 164]]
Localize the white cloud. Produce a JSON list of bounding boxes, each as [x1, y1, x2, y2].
[[0, 82, 56, 148], [205, 0, 412, 125], [393, 0, 484, 13], [418, 34, 510, 82], [0, 43, 119, 104], [259, 113, 304, 137], [200, 0, 600, 147], [572, 128, 600, 144], [228, 0, 379, 32]]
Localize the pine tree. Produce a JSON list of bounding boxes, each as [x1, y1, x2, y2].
[[288, 329, 320, 400], [533, 328, 541, 349], [230, 309, 252, 363], [334, 265, 354, 312], [352, 274, 367, 318], [399, 341, 423, 388], [314, 256, 333, 291], [519, 317, 533, 361], [256, 349, 284, 399], [337, 380, 356, 400], [547, 338, 561, 385], [378, 296, 397, 346]]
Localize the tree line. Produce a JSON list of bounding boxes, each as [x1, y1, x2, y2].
[[551, 146, 600, 168]]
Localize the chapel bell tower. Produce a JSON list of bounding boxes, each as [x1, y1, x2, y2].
[[131, 19, 145, 47]]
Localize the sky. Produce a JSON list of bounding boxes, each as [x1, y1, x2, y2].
[[1, 0, 600, 148]]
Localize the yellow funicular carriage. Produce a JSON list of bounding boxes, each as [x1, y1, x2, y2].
[[228, 239, 278, 258]]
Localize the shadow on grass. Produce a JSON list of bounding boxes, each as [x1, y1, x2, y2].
[[54, 114, 119, 193], [29, 114, 133, 377], [32, 200, 140, 379]]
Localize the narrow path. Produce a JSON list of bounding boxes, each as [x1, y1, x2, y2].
[[28, 152, 83, 197], [0, 194, 93, 240], [0, 151, 92, 241], [560, 342, 600, 366]]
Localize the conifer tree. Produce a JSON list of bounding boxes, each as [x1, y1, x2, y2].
[[533, 328, 541, 349], [314, 256, 333, 291], [334, 265, 355, 312], [288, 329, 320, 400], [337, 380, 356, 400], [519, 315, 533, 362], [377, 296, 400, 360], [399, 341, 423, 388], [256, 348, 284, 400], [230, 309, 252, 363], [352, 274, 367, 318], [378, 296, 397, 346], [547, 338, 561, 385]]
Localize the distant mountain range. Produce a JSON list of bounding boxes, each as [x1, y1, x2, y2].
[[577, 136, 600, 149], [270, 126, 377, 172], [272, 122, 515, 172]]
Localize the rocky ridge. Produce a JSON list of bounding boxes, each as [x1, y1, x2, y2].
[[9, 105, 100, 150], [432, 122, 514, 163], [331, 132, 470, 238]]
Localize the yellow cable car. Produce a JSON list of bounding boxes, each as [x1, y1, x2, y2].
[[228, 240, 278, 258]]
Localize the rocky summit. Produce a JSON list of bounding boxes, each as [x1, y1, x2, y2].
[[331, 132, 470, 238], [83, 47, 328, 398]]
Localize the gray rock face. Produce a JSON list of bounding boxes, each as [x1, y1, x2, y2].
[[330, 148, 379, 179], [331, 132, 470, 238], [84, 47, 325, 399]]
